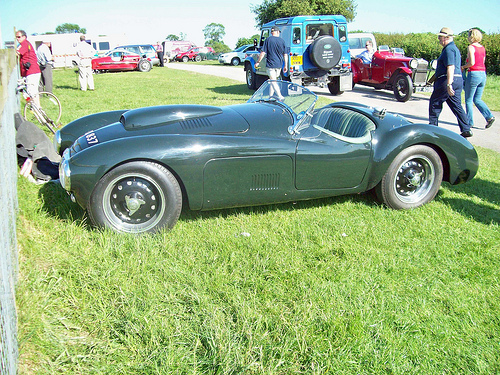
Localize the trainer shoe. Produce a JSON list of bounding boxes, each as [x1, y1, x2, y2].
[[460, 131, 473, 138], [486, 117, 495, 129]]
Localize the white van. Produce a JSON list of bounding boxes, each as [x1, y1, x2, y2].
[[348, 33, 377, 57]]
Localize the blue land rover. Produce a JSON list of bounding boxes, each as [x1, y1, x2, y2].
[[244, 15, 352, 95]]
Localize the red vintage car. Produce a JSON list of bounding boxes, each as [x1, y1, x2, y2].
[[175, 47, 215, 62], [92, 49, 152, 73], [351, 46, 430, 102]]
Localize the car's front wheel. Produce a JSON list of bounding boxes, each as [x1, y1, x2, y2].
[[246, 68, 256, 90], [376, 145, 443, 210], [393, 73, 413, 102], [88, 161, 182, 233], [194, 55, 202, 62], [182, 56, 189, 63], [138, 59, 152, 72]]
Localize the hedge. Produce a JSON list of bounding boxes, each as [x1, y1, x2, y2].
[[373, 32, 500, 75]]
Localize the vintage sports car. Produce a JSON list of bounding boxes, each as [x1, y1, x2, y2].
[[92, 49, 152, 73], [351, 45, 431, 102], [55, 81, 478, 234]]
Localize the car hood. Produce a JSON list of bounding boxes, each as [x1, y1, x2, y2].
[[68, 104, 252, 154]]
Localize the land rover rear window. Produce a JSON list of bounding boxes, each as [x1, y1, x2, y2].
[[306, 23, 334, 43]]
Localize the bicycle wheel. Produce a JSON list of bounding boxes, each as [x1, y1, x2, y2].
[[23, 92, 62, 133], [38, 92, 62, 124]]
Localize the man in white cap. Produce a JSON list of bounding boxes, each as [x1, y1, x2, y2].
[[429, 27, 471, 138]]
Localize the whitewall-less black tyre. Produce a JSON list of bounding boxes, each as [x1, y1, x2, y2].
[[88, 161, 182, 233], [376, 145, 443, 209]]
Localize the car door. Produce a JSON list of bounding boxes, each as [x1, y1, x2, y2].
[[295, 113, 373, 190]]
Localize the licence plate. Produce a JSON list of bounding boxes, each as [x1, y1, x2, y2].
[[290, 55, 303, 65]]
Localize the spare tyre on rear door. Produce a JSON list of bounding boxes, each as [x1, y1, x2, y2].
[[309, 36, 342, 70]]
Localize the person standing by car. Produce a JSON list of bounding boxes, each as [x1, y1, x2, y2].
[[462, 28, 495, 129], [16, 30, 41, 106], [37, 41, 54, 93], [76, 35, 95, 91], [156, 42, 164, 67], [254, 26, 288, 100], [429, 27, 471, 138]]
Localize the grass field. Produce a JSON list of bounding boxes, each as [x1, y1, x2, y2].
[[17, 68, 500, 374]]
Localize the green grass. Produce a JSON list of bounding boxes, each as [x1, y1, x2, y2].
[[17, 68, 500, 374]]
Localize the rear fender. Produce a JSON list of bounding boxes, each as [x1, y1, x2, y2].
[[366, 125, 478, 190]]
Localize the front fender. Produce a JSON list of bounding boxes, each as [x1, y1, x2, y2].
[[55, 110, 128, 154], [366, 124, 478, 190], [244, 58, 256, 73], [389, 68, 412, 83]]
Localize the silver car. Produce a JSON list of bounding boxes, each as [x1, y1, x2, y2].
[[116, 44, 160, 66], [218, 44, 257, 66]]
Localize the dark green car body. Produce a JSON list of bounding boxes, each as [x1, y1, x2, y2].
[[56, 82, 478, 233]]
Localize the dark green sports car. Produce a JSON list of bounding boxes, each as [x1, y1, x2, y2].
[[55, 81, 478, 233]]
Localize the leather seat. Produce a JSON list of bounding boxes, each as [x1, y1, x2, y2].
[[312, 107, 375, 139]]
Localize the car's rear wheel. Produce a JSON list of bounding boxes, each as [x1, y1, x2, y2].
[[231, 57, 240, 66], [138, 59, 152, 72], [376, 145, 443, 209], [393, 73, 413, 102], [194, 55, 202, 62], [327, 77, 344, 95], [88, 161, 182, 233]]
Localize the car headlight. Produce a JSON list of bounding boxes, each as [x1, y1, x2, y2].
[[53, 129, 62, 154], [59, 149, 71, 191], [409, 58, 419, 69]]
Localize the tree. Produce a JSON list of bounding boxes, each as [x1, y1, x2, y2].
[[55, 23, 86, 34], [206, 40, 231, 54], [203, 23, 226, 44], [166, 34, 180, 41], [166, 33, 187, 41], [235, 35, 260, 49], [251, 0, 356, 26]]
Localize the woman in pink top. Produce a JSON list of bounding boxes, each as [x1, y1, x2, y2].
[[462, 28, 495, 129]]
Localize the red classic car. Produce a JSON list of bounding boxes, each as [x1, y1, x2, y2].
[[351, 46, 431, 102], [92, 49, 152, 73], [175, 47, 215, 62]]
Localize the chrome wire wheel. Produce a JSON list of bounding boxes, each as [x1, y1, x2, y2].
[[392, 154, 435, 204], [377, 145, 443, 209], [88, 161, 182, 233], [102, 172, 166, 233]]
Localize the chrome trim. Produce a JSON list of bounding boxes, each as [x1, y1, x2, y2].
[[53, 130, 62, 154], [59, 149, 71, 191]]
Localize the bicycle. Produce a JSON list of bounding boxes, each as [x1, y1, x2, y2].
[[17, 78, 62, 134]]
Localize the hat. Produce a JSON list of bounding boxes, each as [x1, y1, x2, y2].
[[271, 26, 280, 33], [437, 27, 454, 37]]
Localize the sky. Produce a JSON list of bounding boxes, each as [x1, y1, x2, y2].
[[1, 0, 499, 50]]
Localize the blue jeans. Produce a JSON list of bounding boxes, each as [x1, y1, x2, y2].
[[465, 71, 493, 126], [429, 76, 470, 133]]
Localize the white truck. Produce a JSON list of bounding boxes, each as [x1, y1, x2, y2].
[[26, 33, 127, 68]]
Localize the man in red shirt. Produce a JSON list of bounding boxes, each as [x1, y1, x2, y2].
[[16, 30, 41, 105]]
